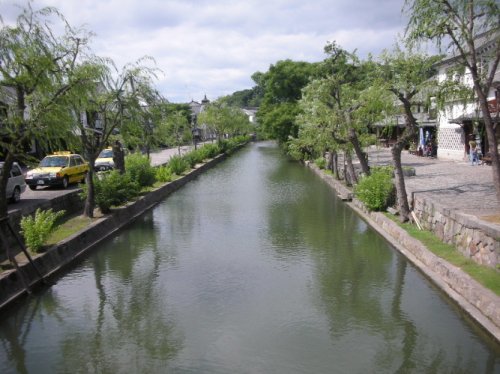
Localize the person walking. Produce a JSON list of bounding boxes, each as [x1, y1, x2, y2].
[[469, 137, 478, 165]]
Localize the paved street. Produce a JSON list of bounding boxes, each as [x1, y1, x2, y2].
[[366, 146, 499, 221], [7, 143, 203, 215]]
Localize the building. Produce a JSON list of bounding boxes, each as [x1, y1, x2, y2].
[[435, 31, 500, 161]]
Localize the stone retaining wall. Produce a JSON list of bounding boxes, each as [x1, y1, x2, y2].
[[0, 153, 229, 311], [412, 195, 500, 268]]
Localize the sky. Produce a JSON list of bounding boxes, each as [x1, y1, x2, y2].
[[2, 0, 409, 103]]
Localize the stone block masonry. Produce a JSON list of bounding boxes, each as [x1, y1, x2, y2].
[[412, 195, 500, 268]]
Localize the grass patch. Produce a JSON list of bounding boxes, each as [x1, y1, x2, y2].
[[45, 215, 100, 246], [387, 214, 500, 296]]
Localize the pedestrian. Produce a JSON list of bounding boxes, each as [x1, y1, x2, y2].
[[469, 138, 478, 165]]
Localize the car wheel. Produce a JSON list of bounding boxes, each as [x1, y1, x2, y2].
[[81, 172, 87, 184], [62, 176, 69, 189], [29, 185, 37, 191], [11, 187, 21, 203]]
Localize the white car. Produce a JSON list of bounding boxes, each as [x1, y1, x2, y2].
[[0, 162, 27, 203]]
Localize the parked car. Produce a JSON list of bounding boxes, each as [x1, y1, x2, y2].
[[25, 152, 89, 190], [0, 162, 27, 203], [95, 148, 114, 171]]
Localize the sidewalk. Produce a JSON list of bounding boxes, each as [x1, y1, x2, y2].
[[150, 141, 213, 167], [365, 146, 500, 222]]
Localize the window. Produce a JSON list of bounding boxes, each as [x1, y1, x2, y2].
[[11, 164, 22, 177]]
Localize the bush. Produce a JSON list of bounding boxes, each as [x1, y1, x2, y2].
[[155, 165, 173, 183], [168, 155, 189, 175], [315, 157, 326, 169], [93, 171, 140, 213], [125, 153, 156, 187], [199, 144, 220, 159], [354, 166, 395, 211], [183, 149, 204, 168], [20, 208, 65, 252]]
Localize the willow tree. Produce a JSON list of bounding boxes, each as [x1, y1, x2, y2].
[[404, 0, 500, 200], [164, 110, 190, 155], [378, 49, 441, 221], [198, 101, 251, 142], [0, 3, 91, 220], [294, 77, 355, 181], [73, 59, 160, 218]]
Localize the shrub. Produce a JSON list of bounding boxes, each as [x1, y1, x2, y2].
[[155, 165, 173, 183], [168, 155, 189, 175], [199, 144, 220, 159], [125, 152, 156, 187], [183, 149, 204, 168], [315, 157, 326, 169], [93, 171, 140, 213], [354, 166, 395, 211], [20, 208, 66, 252]]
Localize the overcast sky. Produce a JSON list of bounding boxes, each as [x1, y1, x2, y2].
[[2, 0, 409, 103]]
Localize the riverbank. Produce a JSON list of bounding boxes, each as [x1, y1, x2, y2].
[[305, 161, 500, 343], [0, 148, 239, 312]]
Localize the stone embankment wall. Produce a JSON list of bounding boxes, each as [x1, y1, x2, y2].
[[0, 152, 230, 311], [306, 162, 500, 343], [412, 195, 499, 268]]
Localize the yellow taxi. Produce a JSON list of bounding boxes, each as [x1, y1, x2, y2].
[[25, 152, 89, 190], [95, 148, 114, 171]]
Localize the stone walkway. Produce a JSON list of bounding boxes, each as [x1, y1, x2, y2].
[[365, 146, 500, 222]]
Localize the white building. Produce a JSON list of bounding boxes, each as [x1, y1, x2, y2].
[[435, 31, 500, 161]]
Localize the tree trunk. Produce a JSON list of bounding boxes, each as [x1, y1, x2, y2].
[[391, 142, 411, 222], [474, 81, 500, 201], [0, 154, 14, 220], [331, 151, 339, 179], [348, 127, 370, 176], [326, 151, 333, 170], [84, 163, 96, 218], [345, 151, 358, 185], [112, 141, 125, 174]]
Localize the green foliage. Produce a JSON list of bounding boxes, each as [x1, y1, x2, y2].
[[125, 153, 156, 187], [183, 150, 205, 168], [168, 155, 189, 175], [198, 102, 251, 141], [355, 167, 395, 211], [255, 59, 319, 144], [155, 165, 173, 183], [199, 144, 220, 159], [314, 157, 326, 169], [93, 171, 140, 213], [163, 110, 191, 152], [20, 208, 66, 252], [218, 135, 248, 154], [219, 88, 262, 107]]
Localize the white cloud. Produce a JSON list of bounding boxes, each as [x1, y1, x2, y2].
[[1, 0, 409, 103]]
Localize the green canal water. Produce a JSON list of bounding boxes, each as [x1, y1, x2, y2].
[[0, 141, 499, 373]]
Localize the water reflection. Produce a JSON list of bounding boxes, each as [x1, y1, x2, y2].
[[0, 141, 499, 373], [0, 214, 183, 373]]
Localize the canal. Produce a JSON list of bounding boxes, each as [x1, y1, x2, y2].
[[0, 142, 499, 373]]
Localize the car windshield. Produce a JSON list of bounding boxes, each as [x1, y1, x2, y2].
[[40, 156, 68, 167], [98, 149, 113, 158]]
